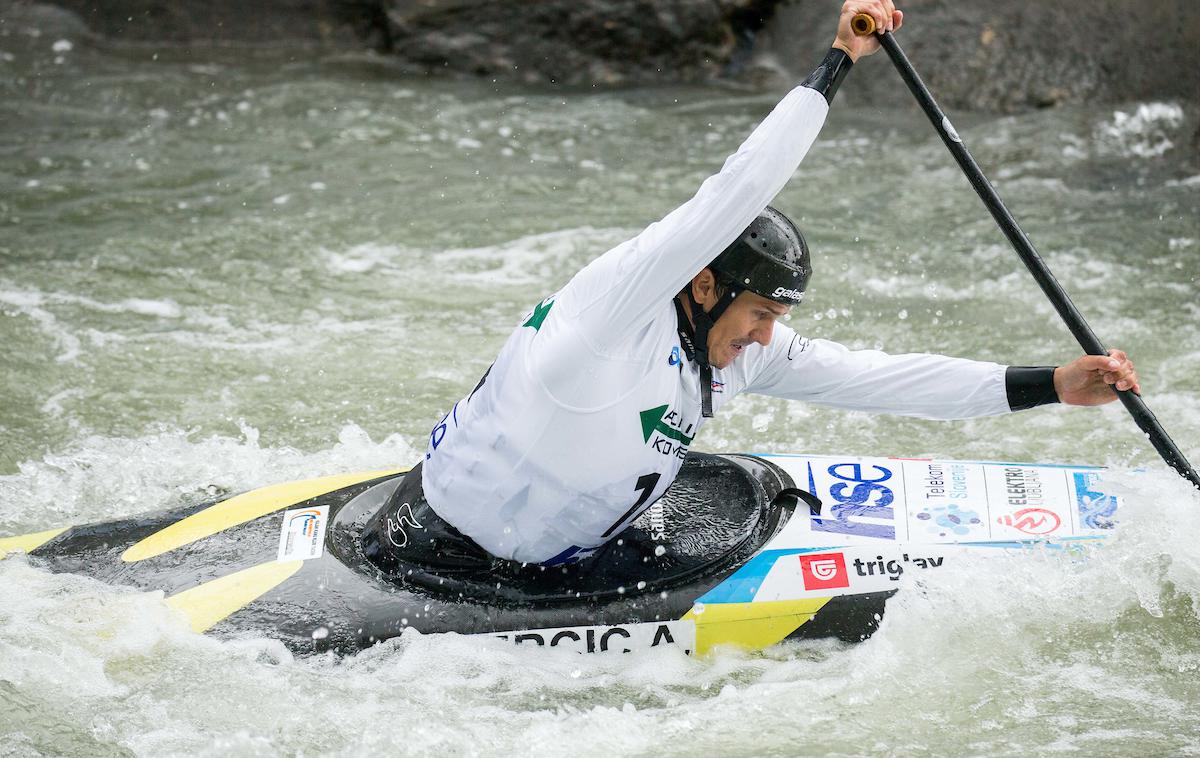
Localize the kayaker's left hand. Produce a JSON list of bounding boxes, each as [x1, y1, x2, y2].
[[833, 0, 903, 63], [1055, 349, 1140, 406]]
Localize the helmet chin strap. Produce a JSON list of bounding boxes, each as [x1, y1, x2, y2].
[[678, 284, 739, 418]]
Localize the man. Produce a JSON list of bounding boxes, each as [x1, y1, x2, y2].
[[363, 0, 1139, 573]]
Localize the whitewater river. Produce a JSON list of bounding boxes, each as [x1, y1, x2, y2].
[[2, 9, 1199, 757]]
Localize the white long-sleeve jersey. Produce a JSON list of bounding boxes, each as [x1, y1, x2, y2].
[[421, 84, 1011, 564]]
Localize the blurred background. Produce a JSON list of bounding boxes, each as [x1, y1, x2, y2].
[[8, 0, 1200, 114]]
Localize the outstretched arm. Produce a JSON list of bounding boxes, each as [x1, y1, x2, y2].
[[744, 324, 1142, 417], [562, 0, 902, 348], [744, 331, 1011, 420]]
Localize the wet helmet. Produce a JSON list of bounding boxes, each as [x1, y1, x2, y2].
[[709, 206, 811, 305], [679, 206, 811, 419]]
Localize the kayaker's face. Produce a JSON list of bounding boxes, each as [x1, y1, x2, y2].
[[707, 291, 790, 368], [687, 270, 791, 369]]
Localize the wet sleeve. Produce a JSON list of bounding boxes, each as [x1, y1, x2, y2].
[[743, 328, 1012, 420], [1005, 366, 1059, 410], [559, 85, 830, 353]]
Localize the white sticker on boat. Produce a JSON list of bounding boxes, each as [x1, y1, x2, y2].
[[277, 505, 329, 561], [488, 620, 695, 655], [755, 545, 954, 601], [759, 454, 1119, 548], [986, 465, 1071, 537], [905, 460, 990, 541]]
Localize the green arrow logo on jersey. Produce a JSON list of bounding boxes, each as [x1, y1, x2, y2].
[[640, 405, 694, 445], [522, 298, 554, 331]]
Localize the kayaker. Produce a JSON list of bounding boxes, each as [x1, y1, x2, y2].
[[363, 0, 1140, 572]]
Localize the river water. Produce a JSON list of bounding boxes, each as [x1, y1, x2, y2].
[[2, 8, 1199, 757]]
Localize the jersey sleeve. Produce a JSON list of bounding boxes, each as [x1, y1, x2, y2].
[[742, 325, 1012, 420], [558, 85, 830, 353]]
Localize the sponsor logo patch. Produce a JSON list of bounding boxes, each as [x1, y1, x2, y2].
[[639, 405, 694, 459], [915, 503, 983, 538], [1074, 471, 1118, 530], [668, 345, 680, 366], [810, 462, 897, 540], [277, 506, 329, 561], [853, 552, 945, 581], [521, 297, 554, 331], [798, 552, 850, 591], [772, 286, 804, 301], [997, 507, 1062, 536]]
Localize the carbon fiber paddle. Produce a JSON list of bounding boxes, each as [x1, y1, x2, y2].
[[851, 13, 1200, 490]]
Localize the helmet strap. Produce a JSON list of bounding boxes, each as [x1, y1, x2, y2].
[[679, 282, 740, 418]]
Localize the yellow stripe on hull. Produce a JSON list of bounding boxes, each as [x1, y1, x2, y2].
[[165, 560, 304, 633], [0, 527, 70, 559], [122, 469, 403, 562], [684, 598, 832, 655]]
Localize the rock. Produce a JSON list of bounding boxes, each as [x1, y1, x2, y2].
[[16, 0, 383, 48], [382, 0, 780, 85], [10, 0, 1198, 112], [0, 1, 91, 38], [766, 0, 1200, 113]]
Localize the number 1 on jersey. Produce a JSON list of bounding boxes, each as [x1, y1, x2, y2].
[[601, 472, 663, 538]]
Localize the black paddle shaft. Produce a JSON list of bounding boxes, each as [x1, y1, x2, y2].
[[870, 29, 1200, 490]]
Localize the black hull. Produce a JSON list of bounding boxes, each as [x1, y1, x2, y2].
[[13, 453, 870, 655]]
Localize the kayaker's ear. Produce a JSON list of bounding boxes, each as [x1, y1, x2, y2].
[[688, 268, 719, 310]]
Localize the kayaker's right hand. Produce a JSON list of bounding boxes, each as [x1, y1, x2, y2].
[[1054, 349, 1141, 406], [832, 0, 903, 63]]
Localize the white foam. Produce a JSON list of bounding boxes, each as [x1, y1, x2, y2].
[[320, 228, 628, 289], [0, 422, 419, 533], [323, 243, 397, 274], [0, 287, 82, 363], [432, 226, 627, 286], [39, 388, 85, 417], [117, 298, 183, 318], [1095, 102, 1185, 159], [35, 289, 180, 319], [0, 285, 189, 362]]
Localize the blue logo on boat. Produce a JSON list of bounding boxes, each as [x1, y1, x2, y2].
[[1074, 471, 1118, 529], [668, 346, 680, 366], [810, 462, 897, 540], [915, 503, 983, 537]]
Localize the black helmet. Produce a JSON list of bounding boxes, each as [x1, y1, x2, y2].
[[709, 206, 811, 305], [679, 206, 811, 419]]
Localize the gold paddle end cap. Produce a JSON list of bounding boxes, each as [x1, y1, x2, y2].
[[851, 13, 876, 36]]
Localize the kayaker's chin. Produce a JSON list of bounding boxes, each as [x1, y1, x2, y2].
[[711, 341, 747, 369]]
